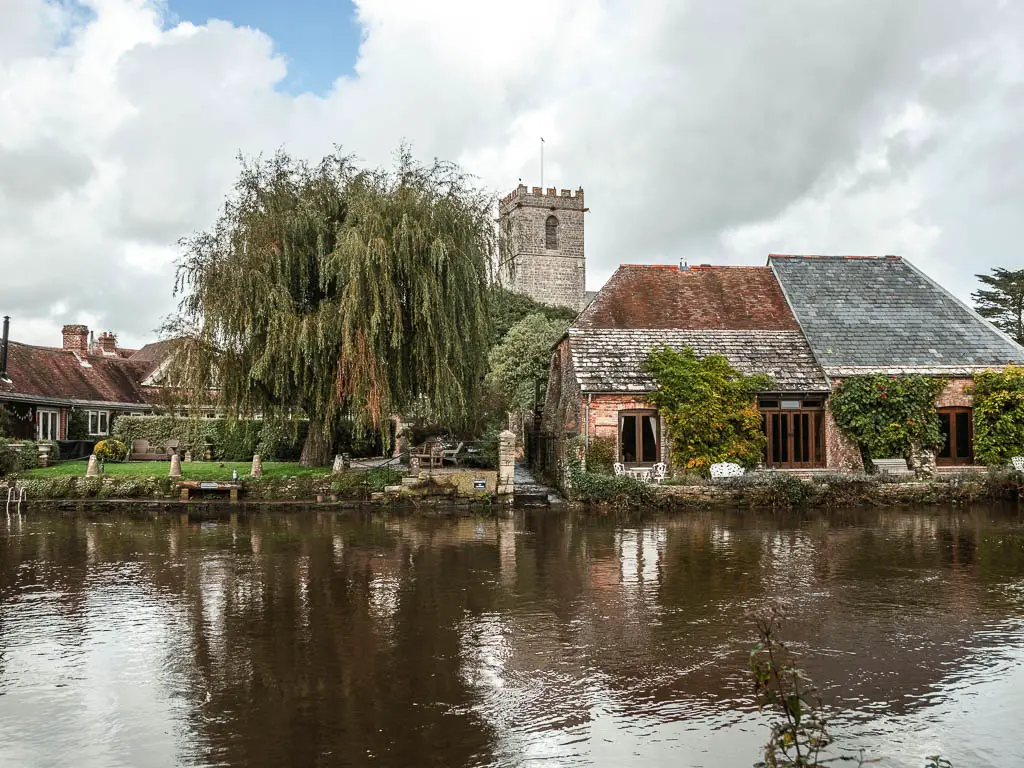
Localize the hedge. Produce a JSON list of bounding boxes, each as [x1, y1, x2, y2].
[[112, 416, 307, 462]]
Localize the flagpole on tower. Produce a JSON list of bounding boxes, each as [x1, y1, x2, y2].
[[540, 137, 545, 189]]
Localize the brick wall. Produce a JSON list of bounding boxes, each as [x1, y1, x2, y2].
[[499, 185, 586, 311], [587, 394, 669, 466], [936, 377, 973, 408]]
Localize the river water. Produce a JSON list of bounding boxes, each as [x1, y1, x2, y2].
[[1, 506, 1022, 767]]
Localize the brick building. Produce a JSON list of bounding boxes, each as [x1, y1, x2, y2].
[[498, 184, 588, 311], [541, 255, 1024, 475], [0, 321, 175, 442]]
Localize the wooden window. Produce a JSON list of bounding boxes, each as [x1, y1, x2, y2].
[[759, 397, 826, 469], [937, 407, 973, 466], [87, 410, 109, 436], [37, 409, 59, 441], [619, 410, 659, 466], [545, 215, 559, 249]]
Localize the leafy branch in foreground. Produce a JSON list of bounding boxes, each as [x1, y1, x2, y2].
[[749, 605, 956, 768], [749, 603, 865, 768]]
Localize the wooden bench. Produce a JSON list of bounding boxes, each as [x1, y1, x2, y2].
[[178, 481, 241, 503], [131, 439, 181, 462], [872, 458, 913, 476]]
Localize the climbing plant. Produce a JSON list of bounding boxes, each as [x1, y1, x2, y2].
[[828, 375, 946, 465], [644, 346, 770, 474], [971, 365, 1024, 466]]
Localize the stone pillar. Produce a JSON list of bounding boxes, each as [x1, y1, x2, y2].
[[169, 453, 182, 478], [498, 430, 515, 495], [251, 454, 263, 478], [86, 454, 99, 477], [332, 455, 345, 474], [38, 444, 51, 469]]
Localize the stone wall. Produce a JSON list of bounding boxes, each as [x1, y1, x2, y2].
[[498, 185, 586, 311], [824, 396, 863, 471]]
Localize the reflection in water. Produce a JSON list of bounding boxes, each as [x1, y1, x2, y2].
[[0, 507, 1023, 767]]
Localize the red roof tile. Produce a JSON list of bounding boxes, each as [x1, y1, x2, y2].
[[0, 342, 154, 405], [575, 265, 801, 330]]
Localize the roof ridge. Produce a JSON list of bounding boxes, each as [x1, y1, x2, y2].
[[769, 253, 902, 261]]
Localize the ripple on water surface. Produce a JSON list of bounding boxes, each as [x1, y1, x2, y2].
[[0, 507, 1022, 767]]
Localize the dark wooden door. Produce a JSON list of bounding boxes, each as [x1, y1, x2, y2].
[[937, 407, 973, 466], [764, 410, 825, 469]]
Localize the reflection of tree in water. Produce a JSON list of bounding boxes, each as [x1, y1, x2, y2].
[[2, 506, 1024, 766]]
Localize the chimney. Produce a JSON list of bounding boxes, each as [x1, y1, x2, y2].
[[98, 331, 117, 356], [62, 324, 89, 354], [1, 316, 9, 381]]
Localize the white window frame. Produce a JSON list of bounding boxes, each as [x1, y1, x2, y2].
[[38, 409, 59, 441], [87, 410, 110, 436]]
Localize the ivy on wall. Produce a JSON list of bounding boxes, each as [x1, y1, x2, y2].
[[644, 346, 771, 474], [828, 375, 946, 465], [971, 365, 1024, 466]]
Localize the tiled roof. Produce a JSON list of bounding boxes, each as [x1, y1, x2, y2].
[[128, 339, 180, 380], [569, 329, 829, 393], [770, 255, 1024, 373], [0, 342, 161, 406], [568, 264, 827, 393], [575, 265, 800, 330]]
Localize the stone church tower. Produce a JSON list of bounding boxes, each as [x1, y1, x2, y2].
[[498, 184, 587, 311]]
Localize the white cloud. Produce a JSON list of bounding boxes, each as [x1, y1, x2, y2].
[[0, 0, 1023, 347]]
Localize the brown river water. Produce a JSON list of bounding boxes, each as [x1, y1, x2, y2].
[[1, 505, 1023, 767]]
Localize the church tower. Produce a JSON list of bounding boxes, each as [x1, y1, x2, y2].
[[498, 184, 587, 311]]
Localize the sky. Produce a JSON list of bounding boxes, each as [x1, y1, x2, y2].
[[1, 0, 1024, 348]]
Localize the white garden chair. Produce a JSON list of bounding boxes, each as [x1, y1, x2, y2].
[[648, 462, 668, 485], [613, 462, 626, 477], [710, 462, 745, 479], [1012, 456, 1024, 472]]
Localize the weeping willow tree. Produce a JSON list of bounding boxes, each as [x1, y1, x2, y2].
[[168, 148, 494, 465]]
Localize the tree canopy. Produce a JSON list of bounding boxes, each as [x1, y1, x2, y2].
[[169, 148, 494, 464], [486, 312, 570, 413], [486, 286, 577, 347], [972, 267, 1024, 344]]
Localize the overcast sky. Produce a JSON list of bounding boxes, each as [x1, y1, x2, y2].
[[2, 0, 1023, 348]]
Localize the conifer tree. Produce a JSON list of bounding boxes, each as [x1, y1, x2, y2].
[[169, 148, 494, 465], [973, 267, 1024, 344]]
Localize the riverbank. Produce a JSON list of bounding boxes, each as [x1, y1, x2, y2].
[[4, 466, 1022, 511]]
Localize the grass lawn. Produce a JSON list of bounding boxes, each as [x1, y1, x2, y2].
[[21, 460, 332, 481]]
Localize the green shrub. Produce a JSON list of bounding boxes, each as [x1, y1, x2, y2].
[[585, 436, 616, 475], [94, 439, 128, 463], [829, 375, 946, 466], [16, 442, 40, 471], [644, 346, 770, 474], [971, 366, 1024, 466], [112, 415, 307, 461], [0, 438, 21, 476], [565, 436, 654, 505], [66, 409, 90, 440]]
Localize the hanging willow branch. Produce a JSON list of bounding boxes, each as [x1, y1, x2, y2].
[[166, 147, 494, 465]]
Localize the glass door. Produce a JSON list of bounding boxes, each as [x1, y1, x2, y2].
[[37, 409, 59, 441], [619, 410, 659, 466], [937, 407, 973, 466]]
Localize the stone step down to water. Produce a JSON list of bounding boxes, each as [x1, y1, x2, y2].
[[513, 463, 560, 508]]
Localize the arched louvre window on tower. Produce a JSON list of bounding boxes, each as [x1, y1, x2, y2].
[[545, 215, 559, 249]]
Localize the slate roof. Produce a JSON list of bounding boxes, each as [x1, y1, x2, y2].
[[569, 328, 830, 393], [568, 265, 829, 393], [770, 255, 1024, 375]]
